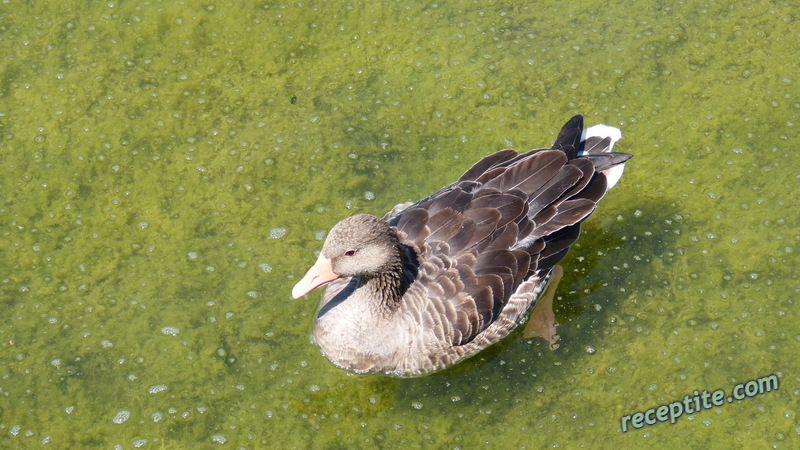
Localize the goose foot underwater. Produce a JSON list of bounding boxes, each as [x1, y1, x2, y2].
[[523, 264, 563, 350], [293, 115, 631, 377]]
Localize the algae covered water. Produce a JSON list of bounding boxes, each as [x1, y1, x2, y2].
[[1, 1, 797, 447]]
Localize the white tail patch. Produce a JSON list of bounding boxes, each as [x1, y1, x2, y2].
[[580, 124, 625, 189]]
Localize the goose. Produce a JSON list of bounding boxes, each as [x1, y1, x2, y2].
[[292, 115, 631, 376]]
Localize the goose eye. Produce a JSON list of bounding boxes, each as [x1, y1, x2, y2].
[[344, 250, 356, 257]]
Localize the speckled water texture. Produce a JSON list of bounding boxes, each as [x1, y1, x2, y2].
[[0, 0, 798, 448]]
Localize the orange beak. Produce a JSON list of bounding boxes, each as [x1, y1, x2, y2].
[[292, 255, 340, 298]]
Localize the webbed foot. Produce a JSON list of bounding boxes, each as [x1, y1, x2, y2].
[[523, 265, 563, 350]]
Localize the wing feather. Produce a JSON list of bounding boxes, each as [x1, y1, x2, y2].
[[384, 115, 629, 353]]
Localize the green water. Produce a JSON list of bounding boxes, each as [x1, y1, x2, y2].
[[1, 0, 798, 447]]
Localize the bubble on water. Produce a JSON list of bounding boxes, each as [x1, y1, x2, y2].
[[258, 262, 272, 273], [148, 384, 168, 394], [269, 228, 287, 239], [211, 435, 227, 444], [133, 439, 148, 448], [101, 339, 114, 348], [112, 410, 130, 424], [161, 326, 180, 336], [187, 251, 199, 261]]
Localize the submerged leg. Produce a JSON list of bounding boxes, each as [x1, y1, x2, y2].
[[523, 265, 563, 350]]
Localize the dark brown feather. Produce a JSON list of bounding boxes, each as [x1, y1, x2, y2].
[[393, 207, 428, 240], [527, 164, 583, 213], [575, 172, 609, 203], [427, 208, 465, 244], [483, 150, 567, 194], [444, 218, 476, 254], [458, 149, 518, 182], [424, 187, 473, 216], [469, 191, 527, 229], [551, 115, 584, 159], [558, 158, 595, 201]]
